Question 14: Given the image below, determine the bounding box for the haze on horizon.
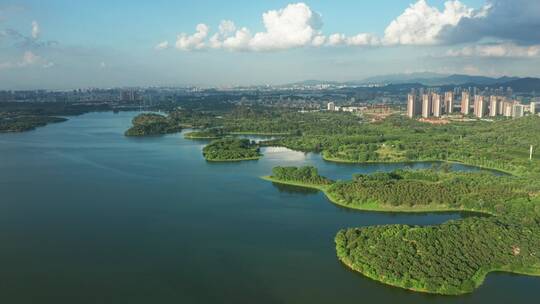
[0,0,539,90]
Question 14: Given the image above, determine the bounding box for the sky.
[0,0,539,89]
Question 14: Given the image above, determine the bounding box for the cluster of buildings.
[407,90,538,120]
[327,102,366,113]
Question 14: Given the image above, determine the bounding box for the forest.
[266,165,540,294]
[171,106,540,176]
[271,166,332,185]
[336,217,540,295]
[124,113,183,136]
[0,101,115,132]
[202,138,261,161]
[0,115,67,132]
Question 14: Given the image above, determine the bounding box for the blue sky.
[0,0,538,89]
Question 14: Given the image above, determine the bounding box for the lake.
[0,111,538,304]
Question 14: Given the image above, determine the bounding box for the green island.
[263,165,540,295]
[125,113,183,136]
[202,138,262,162]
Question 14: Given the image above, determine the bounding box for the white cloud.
[383,0,474,45]
[311,35,326,47]
[446,43,540,58]
[160,0,540,53]
[21,50,39,66]
[174,3,324,52]
[100,62,107,68]
[247,2,322,51]
[327,33,346,46]
[31,20,40,39]
[155,40,169,50]
[326,32,379,47]
[0,51,54,69]
[209,20,239,49]
[175,23,209,51]
[222,27,252,51]
[440,0,540,45]
[218,20,236,36]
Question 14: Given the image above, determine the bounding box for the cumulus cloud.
[161,0,540,52]
[383,0,474,45]
[325,32,380,47]
[311,35,326,47]
[154,40,169,50]
[440,0,540,45]
[247,2,322,51]
[222,27,252,51]
[173,3,327,52]
[208,20,239,49]
[446,43,540,58]
[175,23,209,51]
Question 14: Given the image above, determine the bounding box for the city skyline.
[1,0,539,89]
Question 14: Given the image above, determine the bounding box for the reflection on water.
[270,182,320,195]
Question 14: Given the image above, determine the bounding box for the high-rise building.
[473,95,487,118]
[432,93,442,117]
[503,102,513,117]
[422,94,432,118]
[444,92,454,114]
[530,101,537,115]
[489,96,499,117]
[406,94,421,118]
[327,102,336,111]
[512,104,524,119]
[498,98,505,115]
[461,91,470,115]
[120,90,138,102]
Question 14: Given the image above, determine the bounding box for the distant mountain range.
[360,73,521,86]
[290,73,540,93]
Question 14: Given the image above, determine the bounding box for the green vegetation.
[265,166,540,294]
[174,106,540,294]
[125,113,182,136]
[336,217,540,295]
[184,128,226,139]
[172,106,540,175]
[330,169,539,221]
[1,101,115,132]
[271,166,332,185]
[202,138,261,161]
[0,115,67,132]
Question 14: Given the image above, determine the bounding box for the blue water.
[0,111,537,304]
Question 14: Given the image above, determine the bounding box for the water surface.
[0,112,537,304]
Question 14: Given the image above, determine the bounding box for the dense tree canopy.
[202,138,261,161]
[124,113,182,136]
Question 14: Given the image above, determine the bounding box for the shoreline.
[321,153,516,176]
[261,176,539,295]
[337,255,540,296]
[205,156,262,162]
[260,176,493,215]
